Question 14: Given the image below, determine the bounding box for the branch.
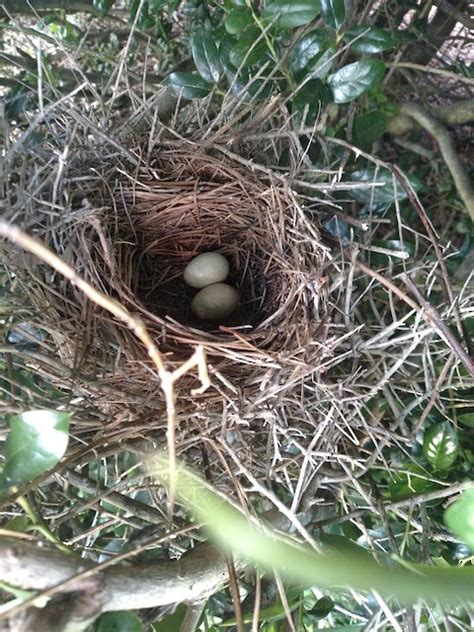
[435,0,474,30]
[0,537,228,615]
[0,0,97,15]
[389,103,474,220]
[387,99,474,135]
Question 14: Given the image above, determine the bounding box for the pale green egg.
[184,252,229,289]
[191,283,239,321]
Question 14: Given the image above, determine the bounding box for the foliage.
[0,0,473,631]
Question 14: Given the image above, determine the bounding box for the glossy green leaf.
[95,611,143,632]
[229,33,270,68]
[264,0,321,28]
[320,0,345,30]
[308,595,334,619]
[458,413,474,428]
[345,25,394,53]
[0,410,70,494]
[164,72,212,99]
[191,31,222,83]
[288,29,327,78]
[423,422,459,471]
[225,7,253,35]
[293,79,331,123]
[348,166,421,205]
[444,489,474,550]
[328,60,385,103]
[353,110,387,151]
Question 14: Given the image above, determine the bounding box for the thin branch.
[393,104,474,220]
[0,221,211,518]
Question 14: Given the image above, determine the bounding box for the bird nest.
[50,144,330,416]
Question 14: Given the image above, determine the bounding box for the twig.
[313,480,474,528]
[400,274,474,378]
[226,556,245,632]
[390,164,471,354]
[390,62,474,85]
[355,260,474,378]
[0,221,211,519]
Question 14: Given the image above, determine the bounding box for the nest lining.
[74,148,330,386]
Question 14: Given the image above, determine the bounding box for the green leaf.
[320,0,345,30]
[293,79,332,123]
[95,611,143,632]
[152,604,187,631]
[328,60,385,103]
[388,463,439,501]
[225,6,253,35]
[264,0,321,29]
[345,25,394,53]
[229,32,270,68]
[444,489,474,550]
[191,31,222,83]
[349,166,421,205]
[164,72,212,99]
[288,29,327,78]
[353,110,387,151]
[423,422,459,471]
[0,410,70,494]
[458,413,474,428]
[307,595,334,619]
[150,455,474,604]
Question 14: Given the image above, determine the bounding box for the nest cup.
[66,146,328,404]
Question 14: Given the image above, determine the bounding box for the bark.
[387,99,474,135]
[0,537,227,608]
[0,0,95,15]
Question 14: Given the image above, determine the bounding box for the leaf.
[348,166,421,205]
[458,413,474,428]
[152,604,187,631]
[328,60,385,103]
[95,611,143,632]
[264,0,321,29]
[345,25,394,53]
[353,110,387,151]
[191,31,222,83]
[0,410,70,494]
[307,595,334,619]
[229,33,270,68]
[423,422,459,471]
[320,0,345,30]
[293,79,331,123]
[149,455,474,604]
[288,29,327,78]
[225,7,253,35]
[444,490,474,550]
[164,72,212,99]
[388,463,440,501]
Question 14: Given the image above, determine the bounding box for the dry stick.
[400,274,474,375]
[356,260,474,378]
[0,220,211,518]
[313,480,474,528]
[226,556,245,632]
[390,164,471,355]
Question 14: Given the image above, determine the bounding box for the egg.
[191,283,239,321]
[184,252,229,289]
